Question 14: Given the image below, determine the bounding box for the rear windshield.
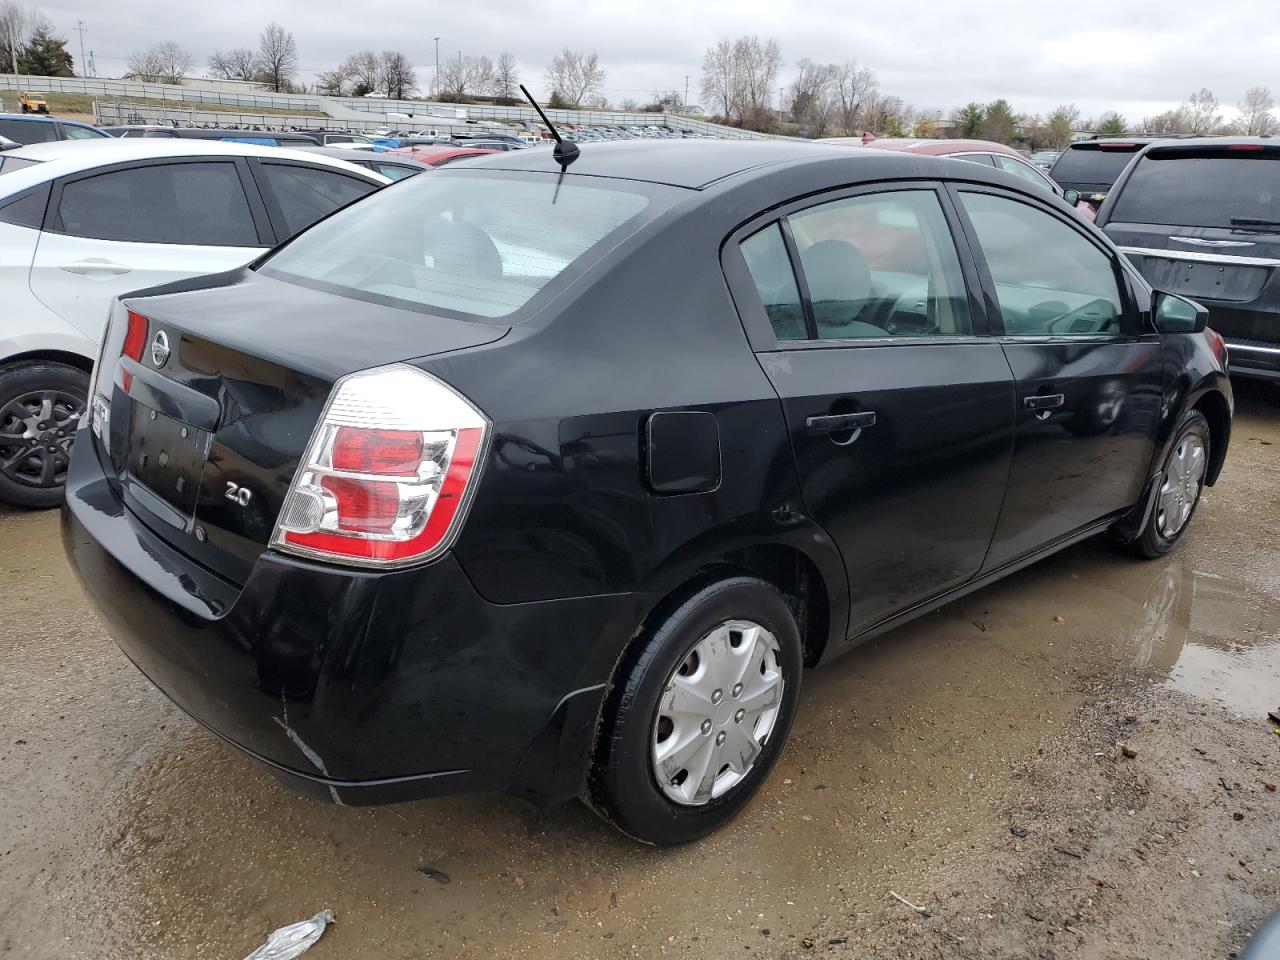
[0,118,57,144]
[1110,153,1280,228]
[262,172,660,320]
[1050,145,1143,186]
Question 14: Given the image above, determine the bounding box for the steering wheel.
[1043,298,1118,335]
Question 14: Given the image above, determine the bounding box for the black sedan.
[62,140,1232,845]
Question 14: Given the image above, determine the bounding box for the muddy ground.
[2,382,1279,960]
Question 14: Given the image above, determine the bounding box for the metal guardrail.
[6,73,784,140]
[93,101,407,133]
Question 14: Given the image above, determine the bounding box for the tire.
[585,576,803,845]
[0,362,89,509]
[1131,409,1210,559]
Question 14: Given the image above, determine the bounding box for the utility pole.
[74,20,87,77]
[433,37,439,97]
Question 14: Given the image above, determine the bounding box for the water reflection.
[1130,560,1280,715]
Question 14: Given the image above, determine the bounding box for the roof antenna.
[520,84,579,171]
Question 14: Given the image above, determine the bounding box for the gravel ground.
[1,381,1277,960]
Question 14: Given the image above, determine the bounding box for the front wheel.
[0,362,89,509]
[1132,409,1210,558]
[585,576,803,845]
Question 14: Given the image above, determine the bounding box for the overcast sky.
[37,0,1280,122]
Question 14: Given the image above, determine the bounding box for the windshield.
[263,172,662,320]
[1050,145,1142,186]
[1110,153,1280,228]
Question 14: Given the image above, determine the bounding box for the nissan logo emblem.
[150,330,170,368]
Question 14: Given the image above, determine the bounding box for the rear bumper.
[1224,338,1280,380]
[61,427,653,805]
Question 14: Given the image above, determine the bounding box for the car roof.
[823,137,1024,158]
[390,146,498,165]
[0,112,73,125]
[296,145,429,167]
[462,138,885,189]
[0,137,390,196]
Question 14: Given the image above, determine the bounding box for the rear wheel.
[0,362,89,509]
[585,576,802,845]
[1132,409,1210,558]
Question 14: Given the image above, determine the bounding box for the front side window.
[739,223,806,340]
[262,172,658,320]
[54,161,259,246]
[960,191,1123,336]
[787,190,973,339]
[258,162,378,236]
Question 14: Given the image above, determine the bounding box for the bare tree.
[256,22,297,93]
[544,48,606,107]
[1239,86,1278,136]
[126,41,192,83]
[788,59,837,136]
[493,51,518,100]
[700,35,782,128]
[315,67,351,97]
[208,48,257,82]
[1184,88,1221,135]
[438,54,483,101]
[470,54,495,98]
[0,1,32,77]
[379,51,415,99]
[832,61,878,136]
[1045,103,1080,150]
[341,50,380,95]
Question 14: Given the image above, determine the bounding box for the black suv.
[1049,138,1165,212]
[1098,137,1280,382]
[63,141,1232,845]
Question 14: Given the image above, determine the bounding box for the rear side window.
[1049,145,1141,187]
[0,185,49,228]
[376,162,420,181]
[0,118,56,144]
[993,155,1055,194]
[960,192,1122,336]
[61,124,104,140]
[54,161,259,246]
[1109,153,1280,228]
[0,156,41,175]
[263,173,657,320]
[740,223,806,340]
[787,190,973,339]
[258,162,377,236]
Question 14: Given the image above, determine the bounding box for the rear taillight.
[271,364,489,568]
[89,304,148,445]
[1205,326,1228,366]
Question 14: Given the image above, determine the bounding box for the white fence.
[3,73,779,139]
[91,100,483,136]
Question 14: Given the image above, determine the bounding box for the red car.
[387,145,497,167]
[822,136,1093,220]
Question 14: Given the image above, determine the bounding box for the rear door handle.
[806,411,877,435]
[59,258,132,278]
[1024,394,1065,411]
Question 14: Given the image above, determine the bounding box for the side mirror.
[1062,188,1081,206]
[1154,291,1208,334]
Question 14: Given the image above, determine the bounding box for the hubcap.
[651,619,785,806]
[0,389,84,490]
[1156,434,1206,538]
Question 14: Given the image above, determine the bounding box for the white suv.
[0,138,389,506]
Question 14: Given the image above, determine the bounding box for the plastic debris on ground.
[243,910,335,960]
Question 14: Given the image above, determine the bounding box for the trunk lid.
[98,271,508,584]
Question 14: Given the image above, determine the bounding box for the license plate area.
[1138,256,1269,303]
[124,401,210,527]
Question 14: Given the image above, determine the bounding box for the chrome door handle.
[59,259,132,277]
[806,411,876,435]
[1024,394,1065,410]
